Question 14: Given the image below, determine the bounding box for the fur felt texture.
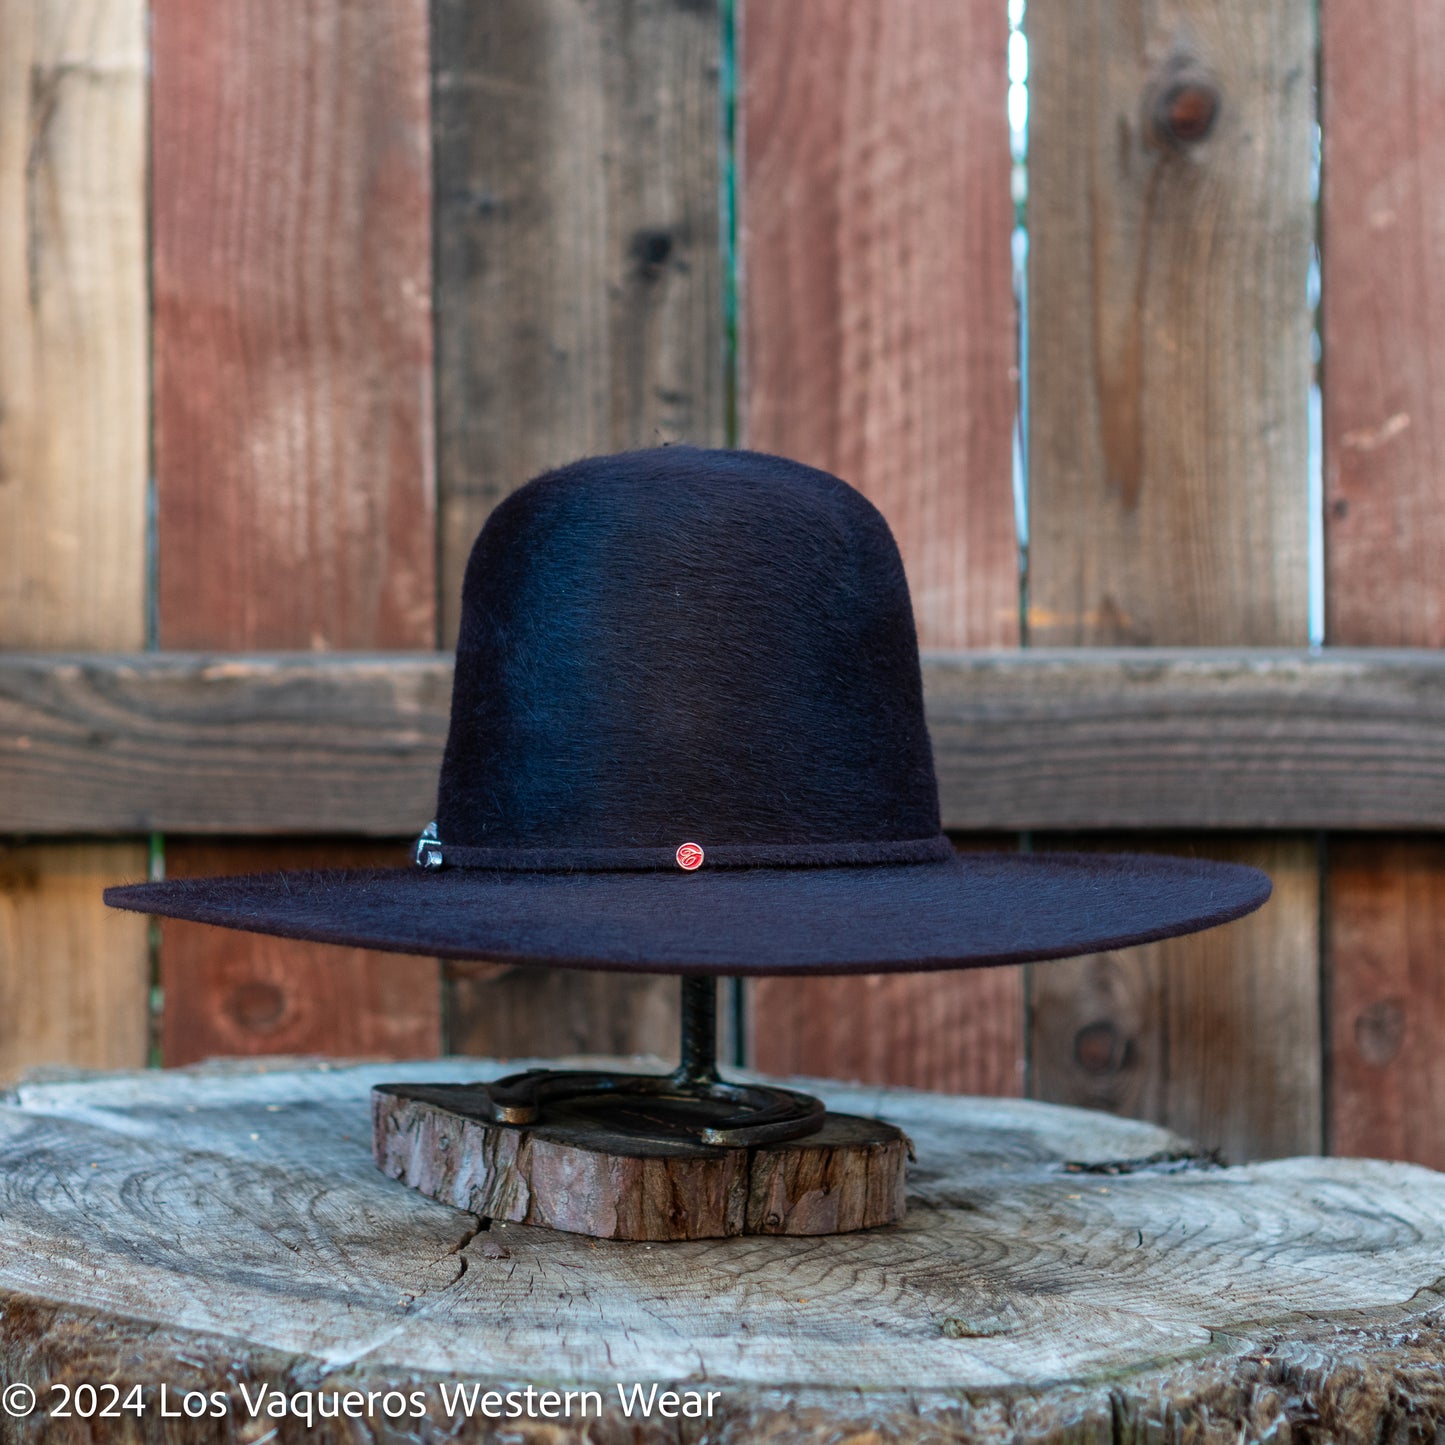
[103,445,1274,972]
[105,851,1272,975]
[436,447,940,853]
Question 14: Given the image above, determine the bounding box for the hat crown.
[436,448,941,855]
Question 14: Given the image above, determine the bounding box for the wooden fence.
[2,0,1441,1169]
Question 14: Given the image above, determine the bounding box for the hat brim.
[104,851,1270,975]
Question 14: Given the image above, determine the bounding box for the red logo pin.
[675,842,704,871]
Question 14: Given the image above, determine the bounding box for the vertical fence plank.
[1326,841,1445,1167]
[0,0,148,1077]
[1028,3,1310,649]
[747,892,1022,1096]
[435,0,724,1060]
[152,0,438,1063]
[1322,0,1445,1166]
[153,0,435,651]
[1027,0,1318,1157]
[0,0,148,651]
[432,0,727,647]
[159,843,439,1066]
[742,0,1023,1093]
[0,846,149,1075]
[1029,835,1319,1161]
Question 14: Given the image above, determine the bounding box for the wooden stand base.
[372,1080,910,1240]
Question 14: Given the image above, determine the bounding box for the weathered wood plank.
[445,968,682,1064]
[741,0,1021,1092]
[433,0,726,1061]
[0,0,148,650]
[1026,0,1317,1158]
[923,648,1445,828]
[1322,0,1445,648]
[151,0,435,652]
[1327,839,1445,1170]
[159,843,439,1066]
[1030,835,1321,1162]
[0,0,149,1077]
[1027,4,1311,647]
[2,1059,1444,1442]
[742,0,1018,653]
[748,939,1024,1096]
[1,653,446,835]
[0,846,149,1083]
[150,0,437,1060]
[1321,0,1445,1169]
[14,650,1445,835]
[433,0,726,646]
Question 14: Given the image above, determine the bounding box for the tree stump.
[2,1056,1444,1443]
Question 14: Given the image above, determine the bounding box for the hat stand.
[372,977,911,1242]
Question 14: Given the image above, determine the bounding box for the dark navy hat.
[106,447,1270,973]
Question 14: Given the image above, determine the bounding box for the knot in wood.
[1074,1020,1132,1076]
[632,227,675,279]
[224,980,287,1031]
[1354,998,1406,1067]
[1147,60,1221,150]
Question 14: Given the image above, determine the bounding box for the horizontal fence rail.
[925,649,1445,829]
[5,649,1445,835]
[1,654,449,836]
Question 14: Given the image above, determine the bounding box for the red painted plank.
[742,0,1018,655]
[1322,0,1445,1165]
[742,0,1019,1091]
[152,0,438,1061]
[1327,839,1445,1169]
[153,0,434,651]
[160,842,440,1066]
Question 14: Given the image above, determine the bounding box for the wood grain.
[374,1084,908,1240]
[1327,839,1445,1169]
[748,841,1024,1097]
[743,0,1018,652]
[150,0,437,1062]
[1026,0,1317,1159]
[742,0,1021,1094]
[445,968,682,1064]
[1322,0,1445,1169]
[433,0,726,645]
[151,0,434,651]
[1027,2,1311,647]
[0,0,149,1076]
[3,1059,1445,1441]
[0,0,147,649]
[925,648,1445,828]
[434,0,725,1061]
[158,842,438,1066]
[0,845,148,1082]
[17,649,1445,834]
[0,653,447,835]
[1031,835,1320,1162]
[1322,0,1445,648]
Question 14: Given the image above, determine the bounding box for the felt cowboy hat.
[106,447,1270,972]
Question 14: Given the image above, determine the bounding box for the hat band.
[414,827,954,873]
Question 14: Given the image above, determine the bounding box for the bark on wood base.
[372,1081,909,1239]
